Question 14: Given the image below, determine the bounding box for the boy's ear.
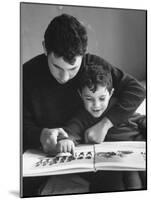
[110,88,114,97]
[42,41,47,56]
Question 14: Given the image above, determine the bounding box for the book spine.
[93,145,97,172]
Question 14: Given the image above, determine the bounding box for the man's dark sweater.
[23,53,145,150]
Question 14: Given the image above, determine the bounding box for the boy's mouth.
[92,109,101,113]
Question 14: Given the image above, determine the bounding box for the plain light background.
[0,0,150,200]
[21,3,146,80]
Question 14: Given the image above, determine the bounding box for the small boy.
[54,63,114,154]
[56,63,145,155]
[54,63,145,191]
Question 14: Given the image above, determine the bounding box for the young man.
[23,13,87,196]
[23,14,145,196]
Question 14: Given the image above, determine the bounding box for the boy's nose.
[93,100,101,108]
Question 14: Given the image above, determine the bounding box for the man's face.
[81,85,113,118]
[47,52,82,84]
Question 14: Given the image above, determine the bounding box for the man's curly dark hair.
[79,64,113,93]
[44,14,88,64]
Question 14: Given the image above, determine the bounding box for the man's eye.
[54,66,60,70]
[54,64,62,70]
[99,98,105,101]
[86,98,92,101]
[69,67,77,71]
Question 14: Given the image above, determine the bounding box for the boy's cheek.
[83,103,89,112]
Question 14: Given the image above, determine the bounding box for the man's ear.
[42,41,47,56]
[78,89,82,98]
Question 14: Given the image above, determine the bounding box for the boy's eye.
[86,98,93,101]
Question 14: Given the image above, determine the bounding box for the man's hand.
[40,128,68,155]
[56,139,75,155]
[85,117,113,144]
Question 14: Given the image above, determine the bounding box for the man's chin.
[56,79,68,84]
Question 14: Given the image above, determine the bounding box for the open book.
[23,141,146,177]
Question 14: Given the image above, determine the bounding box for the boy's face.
[81,85,113,118]
[47,52,82,84]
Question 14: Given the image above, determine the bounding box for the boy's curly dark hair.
[79,64,113,93]
[44,14,88,64]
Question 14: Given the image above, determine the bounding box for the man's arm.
[23,86,43,151]
[85,54,146,126]
[23,86,69,153]
[106,65,146,126]
[23,63,68,153]
[85,58,145,143]
[23,97,69,154]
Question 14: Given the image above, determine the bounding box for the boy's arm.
[63,97,117,144]
[63,109,98,144]
[56,139,75,155]
[84,117,113,143]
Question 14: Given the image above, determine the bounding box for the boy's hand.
[85,117,113,144]
[40,128,68,155]
[56,139,75,155]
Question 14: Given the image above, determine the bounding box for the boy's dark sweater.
[23,53,145,150]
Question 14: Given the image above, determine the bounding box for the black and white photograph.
[20,2,147,198]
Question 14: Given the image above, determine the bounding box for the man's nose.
[60,71,70,83]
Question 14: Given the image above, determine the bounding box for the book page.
[94,142,146,171]
[23,145,94,177]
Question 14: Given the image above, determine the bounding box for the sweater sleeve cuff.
[63,126,82,146]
